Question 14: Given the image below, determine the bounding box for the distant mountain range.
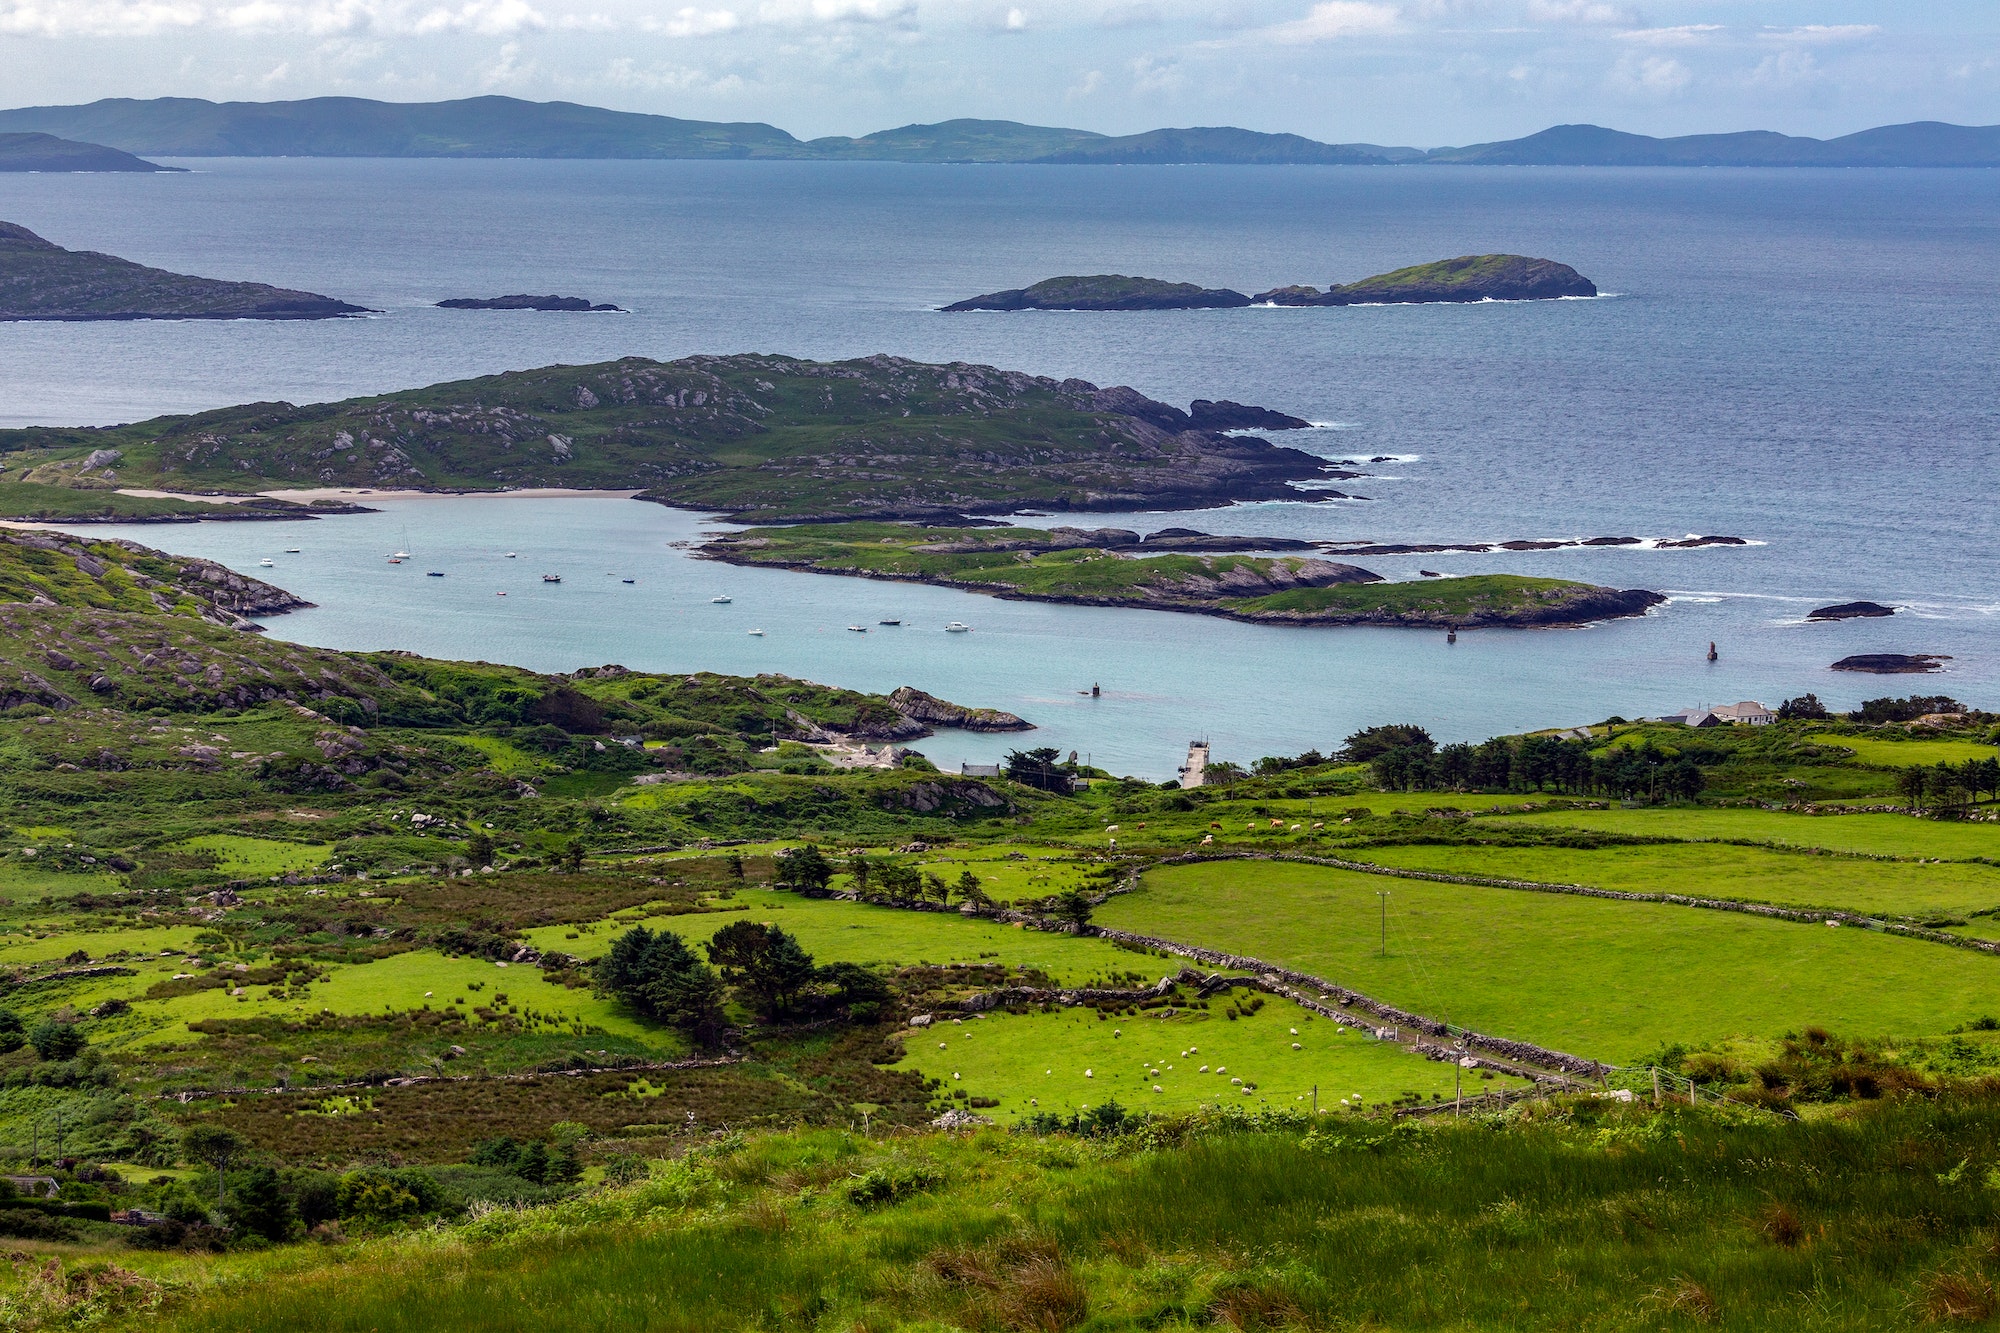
[1,97,1998,167]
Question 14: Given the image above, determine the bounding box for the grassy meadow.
[1097,860,2000,1062]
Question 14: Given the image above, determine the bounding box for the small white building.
[1661,701,1773,727]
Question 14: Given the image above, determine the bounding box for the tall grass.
[129,1097,2000,1332]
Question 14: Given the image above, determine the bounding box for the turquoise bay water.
[2,161,1995,776]
[71,494,1989,780]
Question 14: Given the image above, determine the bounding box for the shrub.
[28,1019,85,1061]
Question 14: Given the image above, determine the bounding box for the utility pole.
[1312,1084,1318,1116]
[1377,890,1390,957]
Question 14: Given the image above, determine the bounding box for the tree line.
[1354,726,1705,801]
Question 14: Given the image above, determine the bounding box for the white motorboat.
[258,558,274,567]
[847,625,867,633]
[711,595,732,604]
[747,628,765,636]
[945,622,971,633]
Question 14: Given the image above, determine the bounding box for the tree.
[28,1019,84,1062]
[600,926,728,1047]
[873,859,922,903]
[775,844,833,893]
[467,831,495,866]
[1050,888,1095,929]
[920,871,950,905]
[1898,765,1929,814]
[707,921,818,1019]
[181,1124,252,1212]
[1005,747,1072,794]
[951,868,989,907]
[845,852,871,894]
[562,838,586,874]
[1777,694,1829,721]
[0,1009,25,1055]
[817,961,890,1022]
[726,853,745,881]
[224,1165,296,1242]
[1341,724,1435,764]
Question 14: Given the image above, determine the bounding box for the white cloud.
[1129,51,1182,93]
[1525,0,1632,27]
[637,4,737,35]
[1002,5,1023,29]
[1065,66,1102,97]
[1255,0,1399,45]
[1606,51,1690,97]
[411,0,544,35]
[1745,48,1821,89]
[1617,24,1719,47]
[0,0,204,36]
[1761,24,1878,45]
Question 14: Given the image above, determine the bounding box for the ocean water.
[0,160,1994,777]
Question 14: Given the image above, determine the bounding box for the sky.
[1,2,1996,145]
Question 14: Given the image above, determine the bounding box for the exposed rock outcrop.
[888,686,1033,732]
[1809,601,1896,621]
[1254,254,1597,306]
[942,275,1251,311]
[1832,653,1950,674]
[437,295,623,312]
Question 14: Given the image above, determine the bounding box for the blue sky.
[1,1,1995,144]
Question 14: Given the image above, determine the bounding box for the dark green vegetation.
[0,132,179,173]
[0,355,1331,520]
[942,276,1252,312]
[1254,254,1598,305]
[0,222,368,321]
[703,524,1665,628]
[7,98,2000,166]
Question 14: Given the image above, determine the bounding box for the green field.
[1345,841,2000,919]
[174,835,333,878]
[1828,735,1998,768]
[889,1002,1490,1118]
[1508,806,2000,860]
[1097,860,2000,1062]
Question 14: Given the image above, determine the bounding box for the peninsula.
[0,131,181,172]
[0,353,1342,521]
[0,221,370,321]
[943,257,1595,313]
[437,294,624,311]
[699,522,1666,629]
[1254,255,1597,305]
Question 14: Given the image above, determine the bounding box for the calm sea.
[0,160,1993,777]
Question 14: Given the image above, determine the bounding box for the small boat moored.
[847,625,867,633]
[747,628,765,636]
[258,558,274,567]
[945,622,971,633]
[878,619,901,626]
[505,552,517,558]
[622,578,635,584]
[711,595,732,604]
[542,574,562,583]
[283,548,301,554]
[426,571,445,577]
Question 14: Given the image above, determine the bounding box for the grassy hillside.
[39,1102,2000,1332]
[0,355,1329,519]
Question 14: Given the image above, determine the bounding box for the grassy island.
[701,523,1663,627]
[0,355,1331,519]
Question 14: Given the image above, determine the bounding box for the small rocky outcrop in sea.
[1809,601,1896,621]
[887,686,1033,732]
[0,221,370,322]
[942,275,1251,311]
[1253,255,1597,306]
[437,295,624,312]
[1832,653,1949,674]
